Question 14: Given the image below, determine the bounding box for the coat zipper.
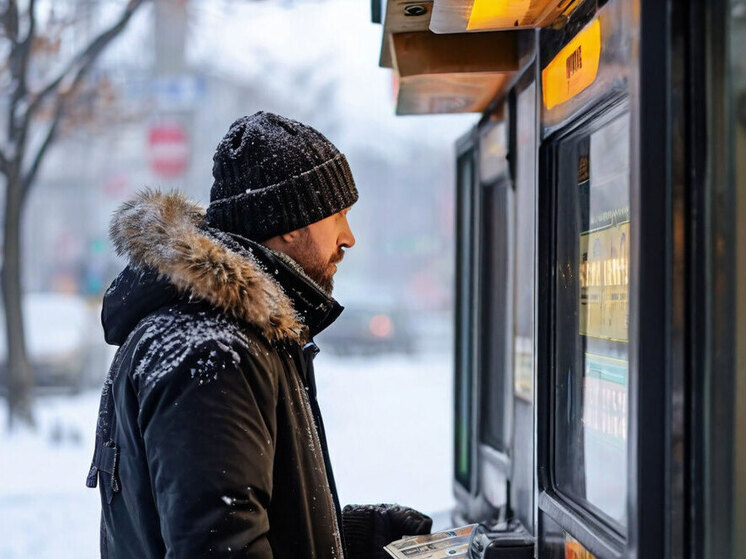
[294,351,345,558]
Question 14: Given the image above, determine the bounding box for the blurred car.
[317,284,417,356]
[0,292,97,391]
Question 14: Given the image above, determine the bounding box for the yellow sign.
[579,220,630,342]
[542,18,601,109]
[467,0,532,30]
[565,535,597,559]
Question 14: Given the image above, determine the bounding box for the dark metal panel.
[539,493,623,559]
[472,110,514,518]
[627,0,670,557]
[667,0,692,556]
[686,1,708,553]
[371,0,382,24]
[702,0,736,556]
[535,120,557,559]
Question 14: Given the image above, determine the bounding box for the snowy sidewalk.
[0,392,102,558]
[0,352,453,558]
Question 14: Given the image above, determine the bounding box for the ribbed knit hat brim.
[205,152,358,242]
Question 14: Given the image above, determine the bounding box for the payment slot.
[469,521,534,559]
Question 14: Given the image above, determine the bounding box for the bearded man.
[86,112,431,558]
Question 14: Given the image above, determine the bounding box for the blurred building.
[22,0,472,317]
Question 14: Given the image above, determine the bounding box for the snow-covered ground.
[316,352,454,513]
[0,352,453,558]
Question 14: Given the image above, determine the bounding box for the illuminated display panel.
[467,0,532,30]
[429,0,568,33]
[553,110,630,529]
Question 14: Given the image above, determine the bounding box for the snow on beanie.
[205,111,358,242]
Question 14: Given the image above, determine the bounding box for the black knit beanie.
[205,111,358,242]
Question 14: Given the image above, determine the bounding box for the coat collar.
[108,188,342,343]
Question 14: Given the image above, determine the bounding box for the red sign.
[148,123,189,178]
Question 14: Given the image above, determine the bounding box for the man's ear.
[280,230,300,243]
[263,228,303,251]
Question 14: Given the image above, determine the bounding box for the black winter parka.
[87,189,347,558]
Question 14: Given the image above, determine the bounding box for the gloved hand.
[342,503,433,559]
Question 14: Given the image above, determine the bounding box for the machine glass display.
[455,151,475,491]
[478,181,512,453]
[554,110,630,528]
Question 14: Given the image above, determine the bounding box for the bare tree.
[0,0,146,428]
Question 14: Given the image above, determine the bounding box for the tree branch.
[0,146,9,175]
[19,0,35,59]
[11,0,35,149]
[21,56,87,196]
[1,0,19,43]
[20,0,147,197]
[27,0,146,117]
[5,0,23,144]
[21,96,62,198]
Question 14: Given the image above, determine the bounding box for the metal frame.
[476,115,514,462]
[664,0,701,556]
[456,60,540,526]
[507,60,540,535]
[454,110,520,521]
[537,97,628,559]
[627,0,672,557]
[700,0,737,556]
[475,166,515,512]
[472,160,513,508]
[686,1,708,553]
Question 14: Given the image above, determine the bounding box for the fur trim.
[109,188,302,342]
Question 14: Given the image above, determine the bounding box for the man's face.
[266,208,355,295]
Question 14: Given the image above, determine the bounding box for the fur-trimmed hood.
[103,188,341,345]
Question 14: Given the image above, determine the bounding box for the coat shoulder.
[123,302,281,394]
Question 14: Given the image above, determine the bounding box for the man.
[86,112,430,558]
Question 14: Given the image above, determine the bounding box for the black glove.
[342,503,433,559]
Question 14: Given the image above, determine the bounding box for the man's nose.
[340,216,356,248]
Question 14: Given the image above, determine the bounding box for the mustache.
[330,248,345,265]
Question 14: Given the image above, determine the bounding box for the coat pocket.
[87,437,121,504]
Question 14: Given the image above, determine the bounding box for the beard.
[289,229,344,296]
